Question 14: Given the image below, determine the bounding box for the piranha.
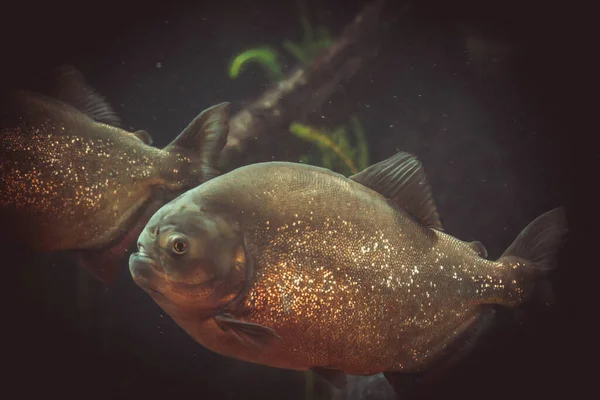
[128,151,567,395]
[0,65,231,284]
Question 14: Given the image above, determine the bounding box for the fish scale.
[130,151,567,394]
[199,163,514,373]
[1,66,231,283]
[0,121,172,250]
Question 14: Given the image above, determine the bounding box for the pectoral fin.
[214,313,281,347]
[310,367,348,389]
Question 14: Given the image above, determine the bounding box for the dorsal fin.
[468,241,488,258]
[52,64,122,127]
[164,102,231,180]
[349,151,443,230]
[132,129,153,145]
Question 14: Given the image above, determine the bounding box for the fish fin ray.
[498,207,568,306]
[164,102,231,171]
[349,151,442,230]
[214,313,281,347]
[310,367,347,389]
[468,241,488,258]
[132,129,153,145]
[499,207,568,270]
[52,64,121,127]
[426,306,496,366]
[385,307,496,399]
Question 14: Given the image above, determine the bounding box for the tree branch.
[220,0,387,171]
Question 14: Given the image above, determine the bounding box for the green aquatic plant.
[349,116,369,172]
[227,1,370,178]
[228,47,284,81]
[291,116,369,177]
[229,1,334,82]
[282,15,335,66]
[291,123,358,174]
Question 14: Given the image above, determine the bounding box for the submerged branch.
[220,0,387,171]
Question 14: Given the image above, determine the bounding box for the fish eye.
[169,235,188,255]
[173,240,187,254]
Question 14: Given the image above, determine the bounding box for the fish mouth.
[129,252,165,294]
[131,251,160,267]
[168,278,217,296]
[129,252,163,276]
[129,252,215,298]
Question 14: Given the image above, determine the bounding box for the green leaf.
[282,41,311,65]
[350,116,369,170]
[229,47,284,81]
[290,122,359,175]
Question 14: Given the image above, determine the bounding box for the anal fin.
[385,306,497,399]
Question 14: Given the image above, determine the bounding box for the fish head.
[129,195,249,318]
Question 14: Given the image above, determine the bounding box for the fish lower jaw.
[160,281,217,307]
[167,278,215,290]
[129,265,161,291]
[129,254,167,293]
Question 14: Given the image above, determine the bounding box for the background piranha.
[0,65,231,284]
[129,151,568,395]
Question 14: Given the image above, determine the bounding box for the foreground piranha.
[129,151,567,393]
[0,65,231,283]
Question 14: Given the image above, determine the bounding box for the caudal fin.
[498,207,568,306]
[164,102,231,182]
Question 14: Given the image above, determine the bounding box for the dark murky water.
[3,1,580,399]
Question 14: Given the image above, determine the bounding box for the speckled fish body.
[130,151,567,386]
[0,65,231,283]
[169,165,506,373]
[1,90,174,250]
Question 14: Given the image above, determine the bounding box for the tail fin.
[498,207,568,306]
[164,103,230,154]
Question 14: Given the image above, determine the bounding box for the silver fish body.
[1,65,231,282]
[130,151,567,387]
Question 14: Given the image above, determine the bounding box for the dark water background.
[2,0,582,399]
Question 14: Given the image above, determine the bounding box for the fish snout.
[136,226,158,253]
[129,247,164,290]
[136,238,151,257]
